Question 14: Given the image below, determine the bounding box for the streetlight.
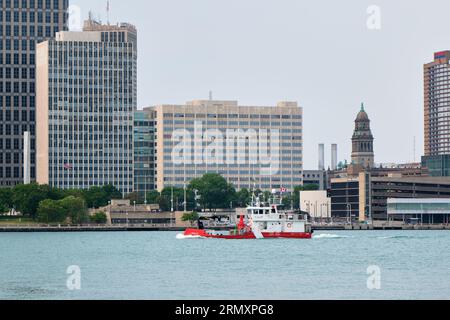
[346,203,352,225]
[171,186,174,213]
[315,201,318,222]
[183,182,187,213]
[108,201,111,226]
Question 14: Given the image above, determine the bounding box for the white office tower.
[36,18,137,194]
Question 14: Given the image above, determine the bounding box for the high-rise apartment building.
[0,0,68,186]
[422,51,450,176]
[36,19,137,194]
[148,100,303,192]
[424,51,450,156]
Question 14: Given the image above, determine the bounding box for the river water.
[0,231,449,300]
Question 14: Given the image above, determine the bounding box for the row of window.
[0,166,35,179]
[0,0,65,9]
[0,10,61,24]
[164,113,302,120]
[0,109,35,120]
[49,167,132,172]
[0,67,35,79]
[1,39,38,52]
[0,124,35,135]
[0,81,35,93]
[0,152,35,164]
[49,42,135,53]
[0,138,35,149]
[163,119,302,126]
[0,53,35,64]
[0,25,59,38]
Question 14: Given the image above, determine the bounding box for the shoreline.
[1,224,450,233]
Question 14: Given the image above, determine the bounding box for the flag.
[64,163,73,170]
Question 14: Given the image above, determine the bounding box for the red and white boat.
[183,201,313,240]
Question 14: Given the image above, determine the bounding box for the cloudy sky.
[71,0,450,169]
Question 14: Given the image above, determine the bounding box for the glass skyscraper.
[0,0,68,186]
[134,109,156,201]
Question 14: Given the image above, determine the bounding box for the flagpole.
[106,0,110,25]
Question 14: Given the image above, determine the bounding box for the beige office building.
[147,100,303,191]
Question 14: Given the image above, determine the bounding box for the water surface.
[0,231,449,300]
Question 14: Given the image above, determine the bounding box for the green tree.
[62,189,85,199]
[37,199,66,223]
[82,187,106,208]
[282,193,295,209]
[181,212,199,223]
[102,185,122,201]
[189,173,236,210]
[83,185,122,208]
[90,211,108,224]
[302,184,319,191]
[60,196,88,224]
[146,191,160,204]
[0,188,13,214]
[125,192,141,204]
[159,187,195,211]
[235,188,251,207]
[12,184,57,219]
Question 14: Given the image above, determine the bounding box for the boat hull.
[183,228,312,239]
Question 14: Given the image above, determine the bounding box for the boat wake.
[377,235,424,240]
[176,233,204,240]
[313,233,351,239]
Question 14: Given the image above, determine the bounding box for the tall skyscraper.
[36,18,137,194]
[0,0,68,186]
[424,51,450,156]
[149,100,303,191]
[422,51,450,177]
[351,103,374,168]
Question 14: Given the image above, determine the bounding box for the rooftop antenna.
[106,0,110,25]
[209,90,213,101]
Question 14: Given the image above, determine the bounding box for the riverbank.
[0,222,450,232]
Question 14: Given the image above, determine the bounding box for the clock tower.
[351,103,375,168]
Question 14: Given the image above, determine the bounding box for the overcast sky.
[70,0,449,170]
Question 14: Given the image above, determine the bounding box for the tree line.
[0,174,319,222]
[0,184,121,223]
[131,173,319,211]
